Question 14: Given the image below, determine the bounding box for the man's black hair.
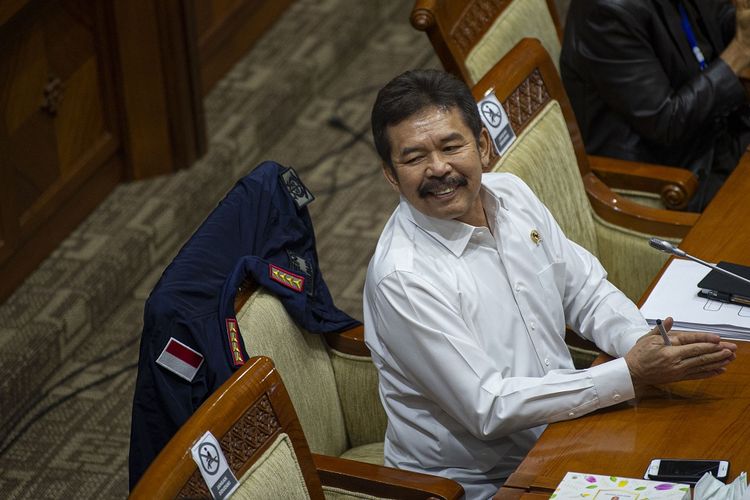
[371,69,483,167]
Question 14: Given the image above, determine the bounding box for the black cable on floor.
[0,335,141,457]
[0,361,138,457]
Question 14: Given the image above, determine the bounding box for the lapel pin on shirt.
[530,229,542,245]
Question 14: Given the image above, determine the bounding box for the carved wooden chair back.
[130,355,326,499]
[410,0,562,85]
[232,283,387,466]
[471,38,697,302]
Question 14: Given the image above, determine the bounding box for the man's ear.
[381,162,400,192]
[479,126,493,173]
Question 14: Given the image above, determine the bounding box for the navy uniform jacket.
[128,161,360,489]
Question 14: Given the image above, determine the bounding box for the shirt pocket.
[536,261,566,301]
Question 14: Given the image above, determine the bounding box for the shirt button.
[515,283,521,292]
[544,358,550,366]
[530,322,536,331]
[568,411,575,417]
[613,394,621,402]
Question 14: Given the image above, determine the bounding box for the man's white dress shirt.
[363,173,649,499]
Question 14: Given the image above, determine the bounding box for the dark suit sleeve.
[719,1,736,43]
[574,1,746,146]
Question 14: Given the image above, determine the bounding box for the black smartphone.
[644,459,729,485]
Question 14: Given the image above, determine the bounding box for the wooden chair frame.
[411,2,700,210]
[233,279,370,357]
[130,356,463,499]
[410,0,563,84]
[471,38,700,237]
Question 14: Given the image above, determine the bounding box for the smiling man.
[363,69,737,499]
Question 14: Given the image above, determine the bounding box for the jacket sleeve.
[719,2,736,44]
[575,1,746,146]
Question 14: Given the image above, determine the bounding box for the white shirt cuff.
[589,357,635,407]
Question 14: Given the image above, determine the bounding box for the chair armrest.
[588,155,699,210]
[583,173,700,238]
[234,278,370,357]
[313,453,464,500]
[324,324,370,356]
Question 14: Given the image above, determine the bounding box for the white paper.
[639,259,750,340]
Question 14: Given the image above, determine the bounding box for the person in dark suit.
[560,0,750,210]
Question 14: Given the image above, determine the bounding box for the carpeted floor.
[0,1,439,497]
[0,1,575,496]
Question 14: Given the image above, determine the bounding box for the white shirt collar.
[400,182,508,257]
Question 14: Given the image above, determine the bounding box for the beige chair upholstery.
[473,39,699,302]
[235,285,386,465]
[411,2,700,211]
[410,0,562,85]
[472,39,701,365]
[130,356,464,499]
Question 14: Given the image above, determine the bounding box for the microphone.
[647,238,686,258]
[648,238,750,286]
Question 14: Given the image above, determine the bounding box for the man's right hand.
[623,317,737,386]
[722,0,750,74]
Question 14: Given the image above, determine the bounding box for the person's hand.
[723,0,750,73]
[736,0,750,51]
[623,317,737,386]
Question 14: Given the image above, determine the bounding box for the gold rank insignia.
[530,229,542,245]
[225,318,245,366]
[269,264,305,293]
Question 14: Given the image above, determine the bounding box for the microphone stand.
[648,238,750,287]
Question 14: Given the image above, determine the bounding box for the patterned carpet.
[0,0,576,496]
[0,1,439,497]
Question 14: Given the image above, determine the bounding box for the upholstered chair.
[410,0,563,86]
[410,1,699,211]
[471,39,701,365]
[233,282,386,467]
[472,38,699,302]
[130,356,463,499]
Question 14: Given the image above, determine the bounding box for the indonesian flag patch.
[156,337,204,382]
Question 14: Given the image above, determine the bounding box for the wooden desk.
[678,154,750,265]
[494,486,551,500]
[504,156,750,495]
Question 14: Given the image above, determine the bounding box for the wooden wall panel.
[0,0,290,301]
[0,0,123,281]
[194,0,294,94]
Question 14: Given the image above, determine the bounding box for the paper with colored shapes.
[551,472,690,500]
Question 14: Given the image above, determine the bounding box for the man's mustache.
[418,175,468,198]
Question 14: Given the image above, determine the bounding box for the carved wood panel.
[0,0,123,282]
[450,0,509,54]
[0,0,120,236]
[193,0,294,94]
[178,393,282,498]
[0,0,278,301]
[502,68,550,135]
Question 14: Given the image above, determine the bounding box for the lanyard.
[678,2,707,70]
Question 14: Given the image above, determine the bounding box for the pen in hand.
[656,319,672,346]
